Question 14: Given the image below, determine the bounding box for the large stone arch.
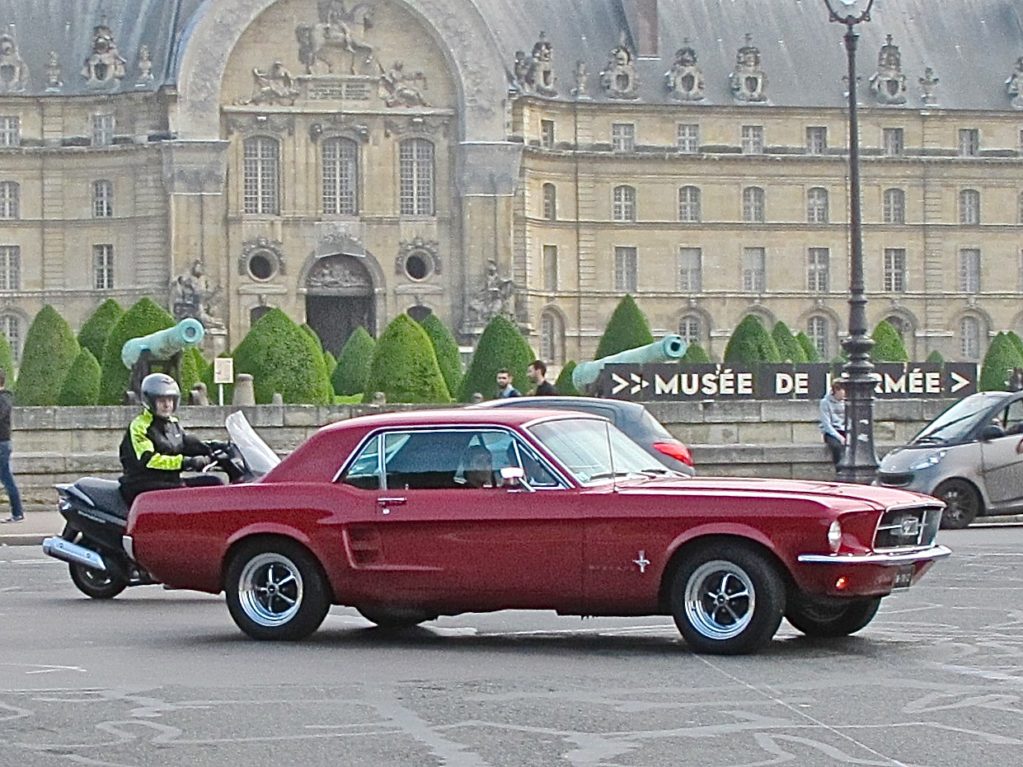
[174,0,509,142]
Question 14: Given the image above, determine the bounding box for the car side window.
[341,434,384,490]
[476,431,562,488]
[1005,401,1023,435]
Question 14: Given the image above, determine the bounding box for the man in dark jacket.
[0,368,24,523]
[118,373,223,505]
[526,359,557,396]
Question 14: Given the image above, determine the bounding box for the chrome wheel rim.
[684,560,756,640]
[237,553,304,627]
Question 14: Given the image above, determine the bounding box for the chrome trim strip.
[797,544,952,566]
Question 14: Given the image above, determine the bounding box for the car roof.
[319,407,603,433]
[472,396,645,415]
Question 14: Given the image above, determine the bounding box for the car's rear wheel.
[225,540,330,641]
[935,479,982,529]
[357,606,435,630]
[785,595,881,637]
[69,562,128,600]
[669,544,785,655]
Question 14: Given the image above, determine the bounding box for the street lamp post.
[823,0,879,483]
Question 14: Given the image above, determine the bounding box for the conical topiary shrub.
[418,313,462,398]
[179,346,207,398]
[324,351,337,381]
[331,326,375,396]
[0,331,13,384]
[363,314,450,403]
[1008,331,1023,360]
[680,342,711,363]
[98,298,176,405]
[771,321,807,363]
[554,360,580,396]
[595,295,654,359]
[979,332,1023,391]
[77,298,123,360]
[925,349,944,364]
[231,309,332,404]
[723,315,782,365]
[459,315,534,401]
[871,320,909,362]
[15,305,81,405]
[301,323,324,350]
[57,349,101,406]
[796,331,820,363]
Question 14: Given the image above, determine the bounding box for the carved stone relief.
[307,255,372,291]
[918,67,939,106]
[136,45,154,86]
[1006,56,1023,109]
[600,33,638,100]
[239,237,285,280]
[240,61,300,105]
[296,0,376,75]
[0,30,29,93]
[869,34,906,105]
[45,51,62,90]
[512,32,557,98]
[377,60,428,106]
[82,24,127,85]
[224,113,296,136]
[729,34,767,103]
[464,259,516,326]
[170,260,223,327]
[665,41,705,102]
[309,118,370,142]
[395,237,441,280]
[383,115,449,138]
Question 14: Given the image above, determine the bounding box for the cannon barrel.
[121,319,205,369]
[572,334,687,391]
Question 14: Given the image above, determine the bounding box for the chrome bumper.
[41,536,107,571]
[797,544,952,566]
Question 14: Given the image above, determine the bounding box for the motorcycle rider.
[118,373,225,505]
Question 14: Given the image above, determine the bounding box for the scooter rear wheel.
[69,562,128,599]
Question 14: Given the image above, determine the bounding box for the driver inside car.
[118,373,226,505]
[463,445,496,488]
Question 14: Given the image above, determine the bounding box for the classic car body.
[125,409,950,654]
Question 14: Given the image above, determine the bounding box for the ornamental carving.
[395,237,441,277]
[82,24,126,85]
[512,32,557,98]
[729,34,767,103]
[296,0,376,75]
[224,113,296,136]
[600,33,638,100]
[309,119,369,142]
[136,45,154,86]
[0,30,29,93]
[307,255,372,291]
[170,260,222,327]
[869,34,906,105]
[665,41,705,102]
[45,51,62,90]
[383,115,449,138]
[571,60,590,99]
[1006,56,1023,109]
[239,237,286,278]
[378,60,428,106]
[918,67,939,106]
[465,259,516,326]
[241,61,300,106]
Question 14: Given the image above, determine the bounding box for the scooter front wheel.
[69,562,128,599]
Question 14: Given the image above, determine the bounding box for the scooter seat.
[75,477,131,519]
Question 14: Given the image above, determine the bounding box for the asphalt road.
[1,527,1021,767]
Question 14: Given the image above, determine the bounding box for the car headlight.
[908,450,946,471]
[828,520,842,553]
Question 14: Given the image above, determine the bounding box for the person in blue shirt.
[819,379,847,468]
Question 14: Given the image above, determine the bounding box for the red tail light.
[653,440,694,467]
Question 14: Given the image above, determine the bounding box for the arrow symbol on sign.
[630,373,649,395]
[949,371,970,394]
[611,373,629,395]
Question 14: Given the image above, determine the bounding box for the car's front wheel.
[935,479,982,529]
[225,540,330,641]
[785,595,881,637]
[669,544,785,655]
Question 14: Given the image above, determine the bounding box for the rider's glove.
[183,455,213,472]
[204,440,230,454]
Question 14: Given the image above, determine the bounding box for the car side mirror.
[980,424,1005,441]
[500,466,534,492]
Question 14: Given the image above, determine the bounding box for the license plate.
[892,565,915,590]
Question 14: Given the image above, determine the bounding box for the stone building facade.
[0,0,1021,365]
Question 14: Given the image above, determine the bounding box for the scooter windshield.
[225,411,281,477]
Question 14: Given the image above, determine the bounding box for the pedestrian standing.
[0,368,24,523]
[819,379,847,469]
[495,369,521,398]
[526,359,557,396]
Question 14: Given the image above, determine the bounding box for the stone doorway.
[304,255,374,355]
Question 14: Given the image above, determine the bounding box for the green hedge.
[363,314,450,403]
[77,298,123,360]
[771,321,807,363]
[418,313,462,397]
[980,332,1023,391]
[98,298,176,405]
[871,320,909,362]
[723,315,782,364]
[15,305,81,405]
[459,315,534,401]
[795,332,820,363]
[58,349,101,406]
[595,295,654,358]
[925,349,944,364]
[331,326,375,396]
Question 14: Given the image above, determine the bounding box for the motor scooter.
[41,412,280,599]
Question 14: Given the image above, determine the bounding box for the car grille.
[876,472,912,487]
[874,504,943,550]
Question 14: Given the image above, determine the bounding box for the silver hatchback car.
[877,391,1023,528]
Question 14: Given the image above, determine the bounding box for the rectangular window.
[806,126,828,154]
[677,247,702,292]
[742,247,766,292]
[959,248,981,293]
[883,248,907,292]
[882,128,904,157]
[92,180,113,218]
[677,123,699,154]
[0,116,20,147]
[0,246,20,291]
[0,182,19,219]
[321,139,358,215]
[92,114,115,147]
[611,122,635,152]
[807,247,830,292]
[93,244,114,289]
[542,244,558,291]
[243,137,280,215]
[741,125,764,154]
[958,128,980,157]
[540,119,555,149]
[399,139,434,216]
[614,246,637,292]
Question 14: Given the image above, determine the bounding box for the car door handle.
[377,497,407,507]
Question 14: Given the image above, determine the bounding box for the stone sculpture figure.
[136,45,154,84]
[82,24,127,84]
[526,32,557,97]
[868,34,906,105]
[918,67,939,106]
[378,61,428,107]
[729,33,767,102]
[1006,56,1023,109]
[665,42,705,101]
[296,0,375,75]
[0,31,29,93]
[46,51,62,89]
[170,260,221,327]
[465,259,516,325]
[245,61,300,105]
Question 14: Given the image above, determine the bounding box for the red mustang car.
[124,409,950,654]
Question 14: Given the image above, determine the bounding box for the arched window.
[539,310,565,364]
[250,304,272,326]
[322,137,358,215]
[807,316,830,359]
[883,188,905,224]
[399,138,434,216]
[678,314,702,345]
[542,183,557,220]
[612,185,636,222]
[959,189,981,226]
[0,313,21,362]
[678,185,701,223]
[242,136,280,215]
[92,180,113,218]
[806,187,829,224]
[959,316,981,360]
[884,315,910,340]
[742,186,765,223]
[0,181,19,219]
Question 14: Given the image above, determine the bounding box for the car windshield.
[528,417,666,485]
[911,393,1006,445]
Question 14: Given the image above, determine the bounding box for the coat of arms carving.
[869,35,906,105]
[0,31,29,93]
[600,33,639,100]
[82,24,126,85]
[1006,57,1023,109]
[665,42,705,101]
[729,34,766,103]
